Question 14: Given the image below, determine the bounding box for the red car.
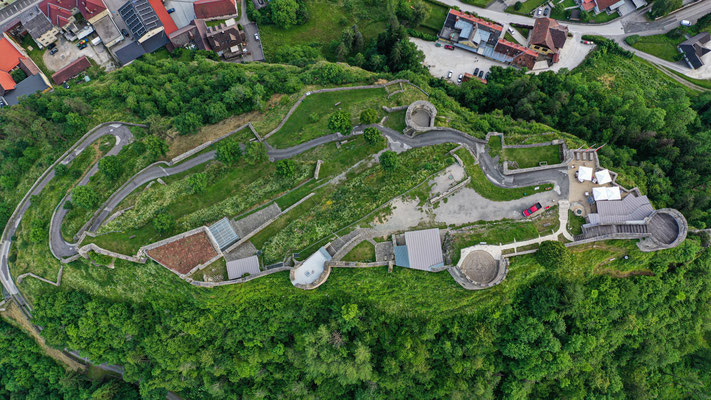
[444,44,454,50]
[522,202,542,217]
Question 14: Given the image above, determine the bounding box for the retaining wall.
[187,266,292,287]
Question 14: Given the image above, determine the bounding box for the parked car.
[167,7,175,13]
[522,202,542,217]
[254,33,260,40]
[507,27,514,34]
[79,43,87,49]
[444,44,454,50]
[47,42,56,50]
[457,73,463,83]
[474,67,479,75]
[447,70,453,79]
[536,8,541,16]
[484,71,490,80]
[478,70,484,78]
[543,7,549,16]
[49,48,58,55]
[121,28,129,37]
[680,20,691,26]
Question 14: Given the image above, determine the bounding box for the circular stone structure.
[405,100,437,132]
[460,250,498,285]
[639,208,688,251]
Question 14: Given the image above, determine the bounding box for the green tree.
[650,0,682,18]
[535,241,571,269]
[276,159,297,178]
[145,135,168,159]
[513,1,522,10]
[54,164,69,177]
[328,110,352,134]
[244,141,268,165]
[359,108,379,125]
[216,139,242,165]
[363,127,382,145]
[98,155,122,180]
[29,219,45,243]
[72,186,99,209]
[187,172,208,194]
[173,112,202,135]
[153,212,174,233]
[379,151,398,171]
[10,68,27,83]
[270,0,299,28]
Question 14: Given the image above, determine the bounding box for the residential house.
[528,17,568,63]
[678,32,711,70]
[20,6,61,48]
[38,0,108,36]
[51,55,91,84]
[193,0,237,20]
[0,35,51,106]
[119,0,167,43]
[578,0,646,16]
[205,19,245,59]
[439,9,537,70]
[167,18,209,50]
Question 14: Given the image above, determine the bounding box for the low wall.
[290,264,331,290]
[327,261,389,268]
[187,266,292,287]
[430,177,471,204]
[382,105,409,113]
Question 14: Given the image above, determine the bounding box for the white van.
[680,20,691,27]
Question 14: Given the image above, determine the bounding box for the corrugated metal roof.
[208,217,239,250]
[404,229,444,271]
[596,194,654,224]
[226,255,260,279]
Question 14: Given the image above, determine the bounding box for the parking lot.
[42,36,116,73]
[411,38,508,84]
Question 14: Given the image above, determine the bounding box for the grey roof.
[208,217,239,250]
[114,41,146,65]
[679,32,710,69]
[92,13,122,46]
[2,74,49,106]
[394,245,410,268]
[594,194,654,225]
[20,7,54,42]
[226,255,260,279]
[119,0,162,40]
[141,31,168,52]
[404,228,444,271]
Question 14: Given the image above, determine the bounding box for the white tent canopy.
[593,186,621,201]
[578,166,593,182]
[595,169,612,185]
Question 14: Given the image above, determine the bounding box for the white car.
[254,33,260,40]
[447,70,453,79]
[457,73,463,83]
[508,27,514,34]
[536,8,541,16]
[680,20,691,27]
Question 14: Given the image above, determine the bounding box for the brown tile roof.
[146,231,218,274]
[52,56,91,84]
[529,17,568,51]
[19,57,41,76]
[448,9,502,32]
[194,0,236,19]
[594,0,622,10]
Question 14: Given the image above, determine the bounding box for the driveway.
[242,22,265,62]
[535,32,594,73]
[43,36,116,72]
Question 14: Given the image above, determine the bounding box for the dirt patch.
[598,74,615,89]
[146,231,218,274]
[1,301,86,372]
[166,113,260,159]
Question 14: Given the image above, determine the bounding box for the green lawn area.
[18,34,52,76]
[567,210,586,236]
[561,0,576,7]
[259,0,387,59]
[590,11,619,23]
[384,110,407,132]
[503,144,561,169]
[456,148,548,202]
[487,136,502,159]
[504,32,519,44]
[628,34,682,62]
[506,0,547,15]
[420,0,449,33]
[460,0,494,7]
[514,26,530,39]
[267,87,387,148]
[342,240,376,262]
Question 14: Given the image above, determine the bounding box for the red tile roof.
[52,56,91,84]
[78,0,107,19]
[448,9,502,32]
[194,0,236,19]
[0,70,16,91]
[148,0,177,35]
[529,17,568,51]
[40,0,107,26]
[0,38,23,72]
[581,0,595,10]
[594,0,622,10]
[497,38,537,57]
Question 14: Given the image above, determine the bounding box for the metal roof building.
[588,194,654,225]
[394,228,444,271]
[226,255,260,280]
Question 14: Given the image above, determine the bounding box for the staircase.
[574,224,648,241]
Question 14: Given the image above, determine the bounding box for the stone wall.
[188,266,292,287]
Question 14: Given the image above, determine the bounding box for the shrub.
[187,173,208,194]
[244,142,268,165]
[145,135,168,159]
[98,155,122,180]
[363,127,382,145]
[379,151,399,172]
[309,112,319,123]
[173,112,202,135]
[10,68,27,83]
[29,219,45,243]
[276,159,297,178]
[72,186,99,209]
[153,212,174,233]
[406,28,438,41]
[131,141,146,155]
[514,1,522,10]
[536,241,571,269]
[216,139,242,165]
[360,108,379,125]
[63,201,73,210]
[328,110,352,134]
[624,35,640,46]
[54,164,69,177]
